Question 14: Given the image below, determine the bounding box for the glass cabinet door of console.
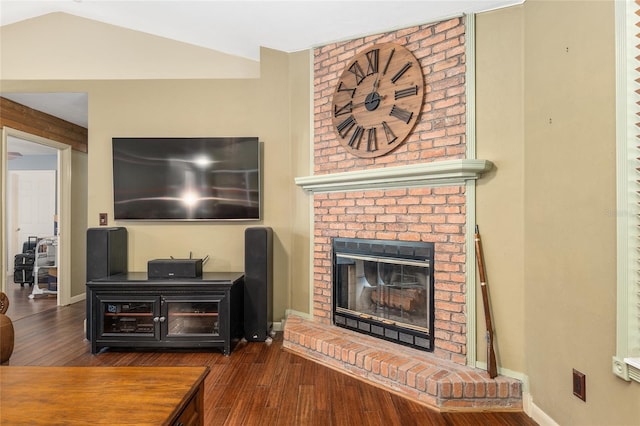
[102,301,155,335]
[165,299,221,337]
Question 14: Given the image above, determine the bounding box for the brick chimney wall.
[312,17,468,364]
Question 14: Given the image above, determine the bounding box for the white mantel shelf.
[295,159,494,193]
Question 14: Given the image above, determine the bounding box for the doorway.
[2,127,72,311]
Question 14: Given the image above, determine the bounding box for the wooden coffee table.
[0,366,208,425]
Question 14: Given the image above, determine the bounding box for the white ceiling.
[2,92,88,127]
[7,136,58,157]
[0,0,522,135]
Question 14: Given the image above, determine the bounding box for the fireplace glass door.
[333,238,435,351]
[335,254,430,329]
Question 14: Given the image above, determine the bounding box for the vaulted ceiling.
[1,1,523,61]
[1,0,523,132]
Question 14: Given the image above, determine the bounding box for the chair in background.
[0,292,15,363]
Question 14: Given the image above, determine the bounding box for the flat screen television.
[112,137,260,221]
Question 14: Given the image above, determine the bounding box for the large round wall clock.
[331,43,424,158]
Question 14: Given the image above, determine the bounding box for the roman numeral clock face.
[332,43,424,158]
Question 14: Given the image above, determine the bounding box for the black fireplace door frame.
[331,237,435,352]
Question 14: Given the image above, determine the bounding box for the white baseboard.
[273,309,313,332]
[462,361,559,424]
[284,309,313,320]
[529,397,560,426]
[69,292,85,305]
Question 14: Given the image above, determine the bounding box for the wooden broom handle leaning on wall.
[474,225,498,379]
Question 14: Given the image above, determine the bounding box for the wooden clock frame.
[331,43,425,158]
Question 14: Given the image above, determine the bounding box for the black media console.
[87,272,244,355]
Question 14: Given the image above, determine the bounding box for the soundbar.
[147,259,203,279]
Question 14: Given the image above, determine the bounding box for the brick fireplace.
[284,15,523,410]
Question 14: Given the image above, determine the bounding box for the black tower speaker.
[244,226,273,341]
[86,227,128,339]
[86,227,128,281]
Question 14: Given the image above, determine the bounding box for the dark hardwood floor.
[5,277,57,321]
[2,288,537,425]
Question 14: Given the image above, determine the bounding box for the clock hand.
[352,94,386,108]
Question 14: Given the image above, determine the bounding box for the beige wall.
[478,0,640,424]
[288,50,312,314]
[523,0,639,423]
[4,4,639,424]
[476,6,526,375]
[0,14,312,323]
[0,13,259,79]
[86,78,264,272]
[84,67,306,323]
[70,149,88,298]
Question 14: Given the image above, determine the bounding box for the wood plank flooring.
[2,291,538,425]
[4,278,57,321]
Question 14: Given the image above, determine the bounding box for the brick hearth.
[283,315,523,410]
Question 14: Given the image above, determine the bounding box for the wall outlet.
[573,369,586,401]
[99,213,108,226]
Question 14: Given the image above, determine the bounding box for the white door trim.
[2,127,71,307]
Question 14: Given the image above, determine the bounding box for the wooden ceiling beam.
[0,97,87,153]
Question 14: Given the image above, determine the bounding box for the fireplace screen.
[333,238,435,351]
